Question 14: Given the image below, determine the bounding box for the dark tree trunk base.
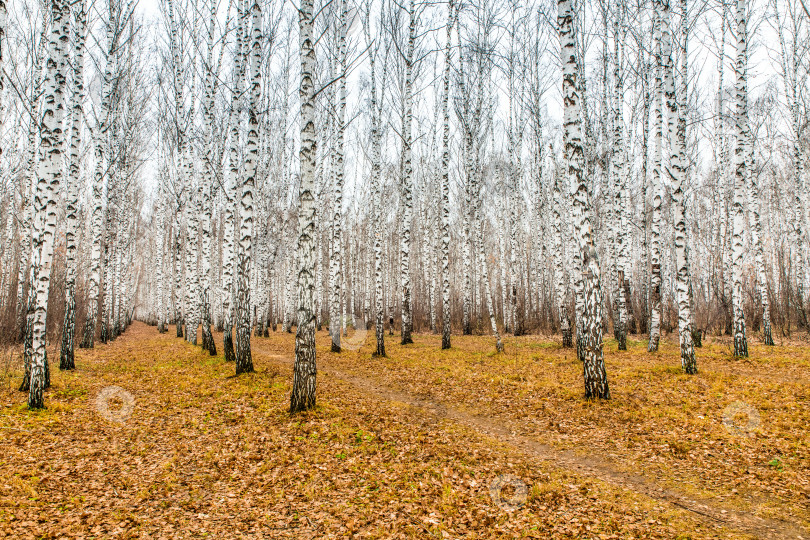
[60,334,75,370]
[43,351,50,389]
[682,359,697,374]
[291,318,317,414]
[763,323,774,346]
[734,336,748,358]
[235,361,254,374]
[375,319,386,357]
[202,325,217,356]
[60,351,75,371]
[691,329,702,348]
[223,327,235,362]
[235,323,253,374]
[561,329,573,348]
[79,322,94,349]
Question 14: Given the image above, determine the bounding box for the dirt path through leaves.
[253,340,808,540]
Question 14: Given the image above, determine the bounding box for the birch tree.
[662,0,696,372]
[365,0,388,356]
[59,0,87,370]
[648,6,663,353]
[731,0,749,358]
[235,0,261,374]
[398,0,417,345]
[559,0,609,399]
[28,0,69,408]
[611,2,629,351]
[329,0,348,352]
[222,0,247,363]
[552,156,572,347]
[291,0,318,413]
[199,0,218,356]
[439,0,456,350]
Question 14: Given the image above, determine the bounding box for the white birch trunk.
[648,8,664,353]
[59,0,86,370]
[439,0,456,350]
[199,0,217,355]
[399,0,416,345]
[222,0,246,361]
[291,0,318,412]
[612,8,628,351]
[560,0,609,399]
[235,0,260,373]
[553,159,572,347]
[661,0,697,372]
[730,0,749,357]
[28,0,69,408]
[329,0,348,352]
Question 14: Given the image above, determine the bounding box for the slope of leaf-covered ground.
[304,326,810,535]
[0,322,805,538]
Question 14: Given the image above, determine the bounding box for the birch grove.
[0,0,808,410]
[58,0,86,371]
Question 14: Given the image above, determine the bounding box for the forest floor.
[0,322,808,539]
